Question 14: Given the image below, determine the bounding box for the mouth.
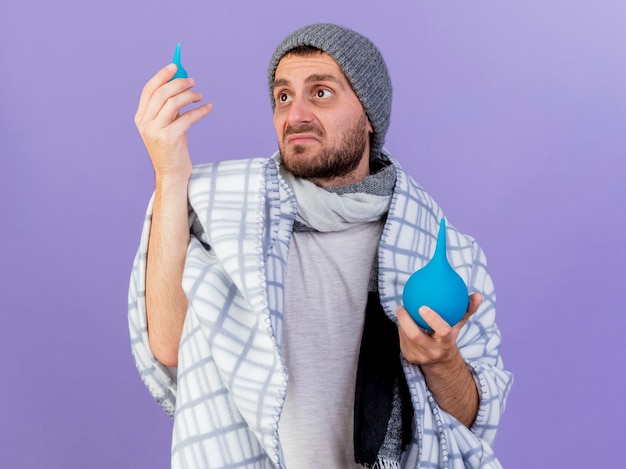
[286,133,321,145]
[283,123,324,146]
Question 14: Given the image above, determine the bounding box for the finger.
[468,292,483,313]
[396,305,425,339]
[168,102,214,134]
[141,77,197,125]
[152,88,205,128]
[418,305,452,337]
[135,64,178,123]
[456,292,483,329]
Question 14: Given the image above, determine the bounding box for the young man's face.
[272,51,373,187]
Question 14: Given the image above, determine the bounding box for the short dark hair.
[284,45,323,57]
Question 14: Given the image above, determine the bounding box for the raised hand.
[134,64,212,182]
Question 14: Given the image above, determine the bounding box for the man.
[129,23,513,468]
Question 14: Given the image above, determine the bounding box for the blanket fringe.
[369,460,401,469]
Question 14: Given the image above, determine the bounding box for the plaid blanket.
[128,150,513,468]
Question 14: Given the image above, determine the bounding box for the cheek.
[324,114,356,139]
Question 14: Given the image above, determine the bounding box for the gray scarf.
[279,163,395,232]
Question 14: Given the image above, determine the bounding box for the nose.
[284,95,314,127]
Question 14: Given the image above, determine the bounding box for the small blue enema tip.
[171,43,188,80]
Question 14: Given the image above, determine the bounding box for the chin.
[281,147,317,166]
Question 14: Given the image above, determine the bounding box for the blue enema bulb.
[171,43,188,80]
[402,218,469,331]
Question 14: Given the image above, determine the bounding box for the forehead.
[273,51,349,85]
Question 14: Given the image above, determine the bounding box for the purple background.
[1,1,625,467]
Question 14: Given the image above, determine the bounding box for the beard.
[279,112,369,180]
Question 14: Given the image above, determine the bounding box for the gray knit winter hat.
[268,23,392,156]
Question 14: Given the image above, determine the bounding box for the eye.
[278,92,292,103]
[316,89,332,99]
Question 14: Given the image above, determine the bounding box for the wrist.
[421,348,465,379]
[155,170,191,192]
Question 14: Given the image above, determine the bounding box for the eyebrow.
[272,73,344,90]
